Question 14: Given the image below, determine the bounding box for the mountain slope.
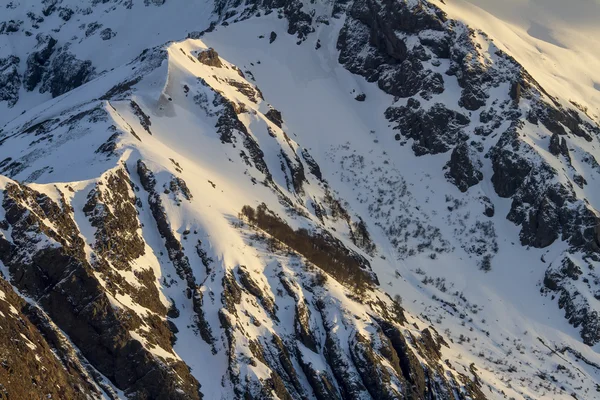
[0,0,600,399]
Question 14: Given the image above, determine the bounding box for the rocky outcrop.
[543,255,600,345]
[548,132,571,162]
[83,169,170,320]
[137,160,216,350]
[444,141,483,192]
[0,55,21,107]
[238,265,278,320]
[0,181,201,399]
[0,277,101,399]
[489,125,600,251]
[386,100,470,155]
[130,100,153,135]
[24,35,58,91]
[0,20,22,35]
[265,108,284,128]
[488,124,532,198]
[213,0,314,40]
[197,48,223,67]
[338,0,446,98]
[38,47,95,98]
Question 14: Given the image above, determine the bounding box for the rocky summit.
[0,0,600,399]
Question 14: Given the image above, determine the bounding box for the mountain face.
[0,0,600,399]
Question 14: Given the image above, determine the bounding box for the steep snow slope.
[0,0,214,125]
[1,0,600,399]
[0,37,489,399]
[198,15,600,398]
[436,0,600,122]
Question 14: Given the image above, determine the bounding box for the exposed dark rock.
[167,299,181,318]
[99,28,116,41]
[444,141,483,192]
[548,132,571,162]
[243,134,273,181]
[238,265,278,320]
[386,101,470,155]
[0,181,202,399]
[59,8,74,21]
[39,48,95,98]
[377,319,428,398]
[222,272,242,315]
[488,124,532,198]
[100,77,143,101]
[96,131,121,155]
[0,55,21,107]
[265,108,284,128]
[130,100,152,134]
[227,78,263,103]
[517,184,600,250]
[532,101,596,142]
[169,176,193,201]
[481,196,495,217]
[197,48,223,67]
[279,149,306,195]
[83,169,146,272]
[323,330,370,398]
[337,0,447,99]
[85,22,103,37]
[544,256,600,345]
[301,148,323,181]
[137,160,215,350]
[491,126,600,250]
[24,35,57,91]
[0,20,23,34]
[448,28,492,111]
[294,301,319,352]
[213,92,250,143]
[573,174,587,188]
[297,350,340,400]
[0,277,99,399]
[349,332,403,399]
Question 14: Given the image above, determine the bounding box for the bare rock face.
[39,48,95,97]
[386,100,470,155]
[0,181,202,399]
[444,141,483,192]
[549,131,571,162]
[197,48,223,67]
[0,55,21,107]
[24,35,58,91]
[0,277,100,400]
[543,255,600,346]
[490,125,600,252]
[488,124,533,199]
[338,0,446,98]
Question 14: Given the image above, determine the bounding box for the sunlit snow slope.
[437,0,600,121]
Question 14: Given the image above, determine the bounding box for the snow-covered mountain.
[1,0,600,399]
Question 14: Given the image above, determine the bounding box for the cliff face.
[0,0,599,399]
